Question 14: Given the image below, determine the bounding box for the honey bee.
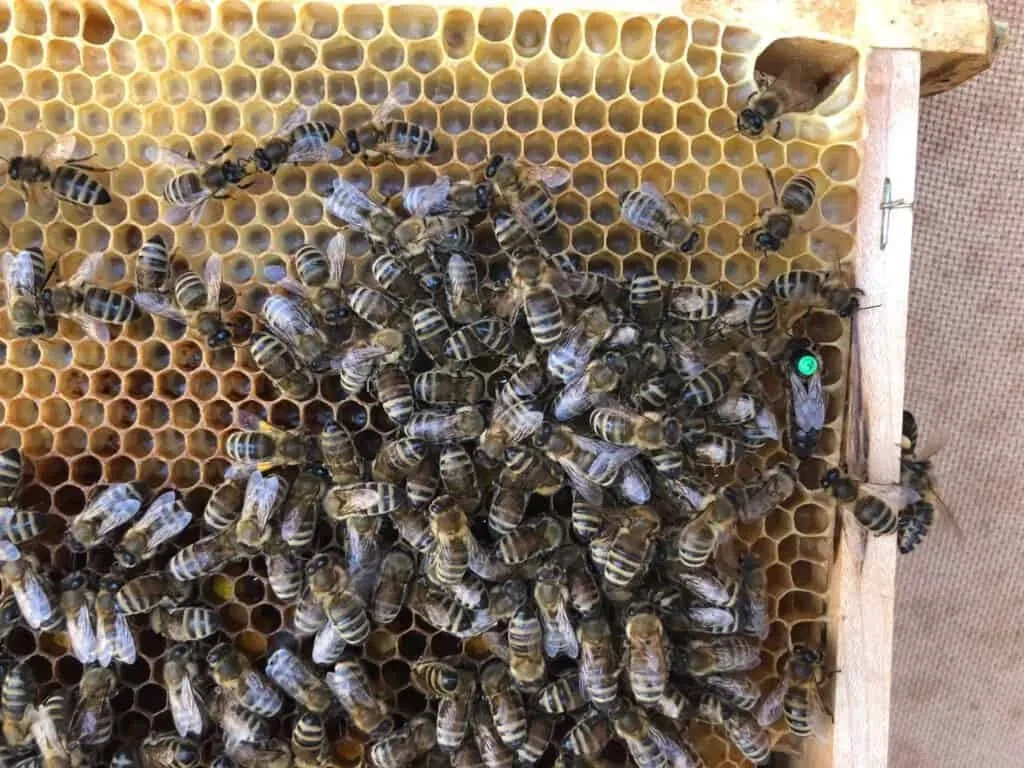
[527,563,576,661]
[0,448,22,507]
[270,233,351,328]
[247,331,315,399]
[265,648,333,713]
[536,672,587,715]
[227,414,313,471]
[687,637,761,676]
[406,406,485,444]
[676,503,736,569]
[233,469,288,550]
[150,606,220,641]
[768,268,863,318]
[822,466,920,537]
[39,251,138,341]
[551,354,622,422]
[712,286,779,341]
[157,144,253,224]
[619,183,701,253]
[747,168,816,255]
[94,575,136,667]
[411,660,475,699]
[1,555,59,631]
[325,659,393,738]
[438,690,474,753]
[223,739,292,768]
[445,249,484,325]
[114,490,192,569]
[898,501,935,555]
[70,666,116,748]
[338,329,407,395]
[374,363,415,425]
[562,708,611,758]
[207,643,284,718]
[208,689,271,748]
[612,707,665,768]
[1,247,47,338]
[719,462,798,523]
[590,406,682,451]
[1,133,111,214]
[412,306,451,363]
[292,712,329,768]
[321,578,371,645]
[163,645,206,739]
[370,714,437,768]
[59,571,96,664]
[478,401,545,463]
[116,572,190,615]
[484,155,570,237]
[0,506,48,561]
[134,234,172,293]
[472,704,515,768]
[593,506,660,591]
[625,605,668,705]
[346,84,439,162]
[546,306,613,383]
[251,107,342,173]
[414,368,486,406]
[404,175,492,218]
[493,254,580,346]
[427,496,474,587]
[325,178,401,249]
[312,616,348,668]
[1,661,35,746]
[722,708,771,765]
[372,252,427,300]
[499,447,563,495]
[669,562,741,607]
[683,603,742,635]
[410,578,481,638]
[783,337,827,458]
[737,62,846,138]
[31,691,77,765]
[325,481,405,520]
[137,254,232,350]
[261,291,332,367]
[278,471,324,550]
[533,424,640,503]
[140,734,201,768]
[202,470,250,532]
[756,644,830,740]
[372,437,427,484]
[444,317,513,362]
[0,595,20,642]
[168,527,240,581]
[480,661,528,748]
[440,444,482,506]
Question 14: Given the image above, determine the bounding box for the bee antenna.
[855,303,882,312]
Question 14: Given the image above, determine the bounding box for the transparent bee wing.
[560,461,604,505]
[496,405,544,443]
[242,669,282,707]
[133,491,192,552]
[638,182,677,217]
[94,497,145,538]
[275,106,310,138]
[372,81,410,127]
[326,179,383,226]
[112,610,137,663]
[573,435,641,478]
[153,147,203,171]
[166,192,212,227]
[335,484,387,516]
[524,165,571,191]
[204,253,224,310]
[67,602,98,664]
[77,316,112,344]
[3,250,37,298]
[0,539,20,561]
[42,133,79,166]
[312,621,348,665]
[171,675,204,738]
[326,233,348,286]
[807,684,833,743]
[769,62,822,113]
[286,140,344,165]
[859,482,921,510]
[246,472,285,529]
[135,291,188,324]
[236,410,279,433]
[912,430,949,462]
[403,177,452,217]
[16,567,53,629]
[754,679,787,727]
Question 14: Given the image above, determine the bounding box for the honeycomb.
[0,1,864,766]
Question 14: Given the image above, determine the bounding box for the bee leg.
[773,121,782,139]
[211,144,233,160]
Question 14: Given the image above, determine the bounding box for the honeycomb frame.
[0,1,866,766]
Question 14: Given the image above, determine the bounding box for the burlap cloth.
[891,0,1024,764]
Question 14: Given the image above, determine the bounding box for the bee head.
[61,571,87,591]
[345,128,362,155]
[175,742,199,767]
[114,548,138,570]
[306,553,331,575]
[474,181,495,210]
[206,643,231,666]
[821,468,842,489]
[251,147,273,173]
[681,229,701,253]
[737,108,765,137]
[6,157,22,180]
[754,230,781,253]
[323,305,350,325]
[484,154,505,179]
[838,294,860,318]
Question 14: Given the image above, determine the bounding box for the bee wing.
[203,253,224,309]
[497,405,544,442]
[558,459,604,505]
[171,675,204,739]
[524,165,571,191]
[77,316,111,344]
[639,182,676,217]
[242,669,281,704]
[335,484,386,516]
[16,567,53,628]
[326,179,385,226]
[95,497,145,537]
[788,369,826,429]
[246,472,285,529]
[754,679,788,727]
[42,133,79,166]
[403,177,452,217]
[166,193,212,227]
[859,482,921,510]
[3,250,37,297]
[154,146,203,171]
[573,435,641,477]
[275,106,310,138]
[0,539,20,561]
[287,140,344,164]
[911,430,949,462]
[135,291,187,324]
[134,491,192,551]
[312,621,348,665]
[67,602,98,664]
[112,609,137,664]
[326,233,348,286]
[372,81,410,127]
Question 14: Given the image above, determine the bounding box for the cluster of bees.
[0,58,945,768]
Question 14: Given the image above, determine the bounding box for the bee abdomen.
[783,689,812,737]
[52,166,111,205]
[854,498,898,535]
[681,369,730,407]
[225,432,276,462]
[781,173,816,214]
[294,243,330,286]
[164,172,202,204]
[524,290,563,345]
[82,287,136,323]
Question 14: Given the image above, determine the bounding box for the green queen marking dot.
[796,354,819,377]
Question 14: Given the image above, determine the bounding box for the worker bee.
[30,691,78,766]
[484,155,570,236]
[157,144,253,224]
[39,251,137,341]
[1,661,35,746]
[1,247,47,337]
[115,572,191,615]
[536,672,586,715]
[1,555,59,630]
[413,368,485,407]
[325,659,394,738]
[319,578,371,645]
[168,527,241,581]
[737,62,848,137]
[768,268,863,318]
[248,331,317,400]
[312,615,348,663]
[590,405,682,450]
[137,254,232,350]
[0,448,22,506]
[265,648,333,713]
[719,463,798,523]
[822,466,921,537]
[347,83,439,162]
[163,645,206,740]
[747,168,816,255]
[371,714,437,768]
[411,660,475,699]
[444,317,513,362]
[410,578,481,638]
[532,564,578,659]
[507,604,545,691]
[372,437,427,484]
[516,718,553,766]
[492,253,580,346]
[477,401,545,464]
[292,712,329,768]
[374,363,415,425]
[326,178,401,248]
[1,133,111,214]
[202,469,250,532]
[150,606,220,641]
[898,501,935,554]
[261,291,332,368]
[404,174,492,218]
[669,562,742,607]
[722,708,771,764]
[280,469,326,549]
[687,637,761,676]
[756,644,830,740]
[427,496,474,587]
[480,661,528,748]
[405,406,485,444]
[266,553,303,603]
[251,106,342,173]
[223,739,292,768]
[412,306,451,363]
[593,506,661,591]
[70,666,116,748]
[624,605,668,705]
[676,503,736,569]
[0,595,20,642]
[269,233,350,328]
[59,571,96,664]
[546,306,614,383]
[338,328,407,394]
[552,353,623,422]
[226,414,313,471]
[114,490,192,568]
[94,575,136,667]
[534,424,640,503]
[207,643,283,718]
[232,469,287,549]
[208,689,271,748]
[325,481,405,521]
[499,446,562,496]
[784,337,826,458]
[619,182,701,253]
